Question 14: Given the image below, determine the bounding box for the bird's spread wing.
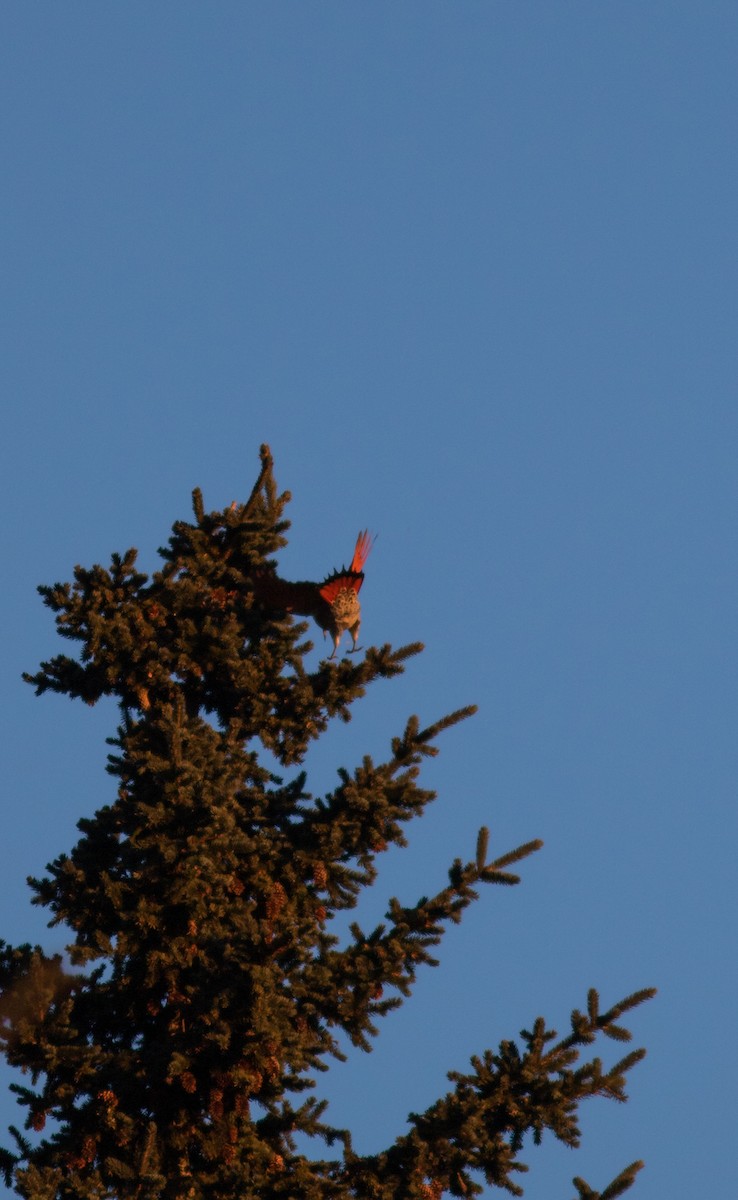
[252,574,325,620]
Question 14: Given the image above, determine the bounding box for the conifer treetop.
[0,446,654,1199]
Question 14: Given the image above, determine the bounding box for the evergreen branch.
[349,988,653,1199]
[7,1127,32,1160]
[416,704,478,745]
[489,840,544,871]
[572,1159,644,1200]
[304,832,542,1055]
[243,442,276,518]
[562,989,657,1054]
[476,826,489,869]
[302,705,466,872]
[191,487,205,525]
[0,1146,17,1189]
[599,989,658,1027]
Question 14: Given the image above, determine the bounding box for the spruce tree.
[1,446,654,1199]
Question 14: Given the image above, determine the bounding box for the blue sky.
[1,3,736,1196]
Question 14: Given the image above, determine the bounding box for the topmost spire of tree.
[22,443,413,765]
[1,446,654,1199]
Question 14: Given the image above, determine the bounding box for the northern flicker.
[253,531,375,658]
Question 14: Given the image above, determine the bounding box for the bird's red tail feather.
[350,530,374,574]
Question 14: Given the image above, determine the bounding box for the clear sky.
[1,4,736,1196]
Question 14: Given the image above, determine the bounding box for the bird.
[252,531,375,658]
